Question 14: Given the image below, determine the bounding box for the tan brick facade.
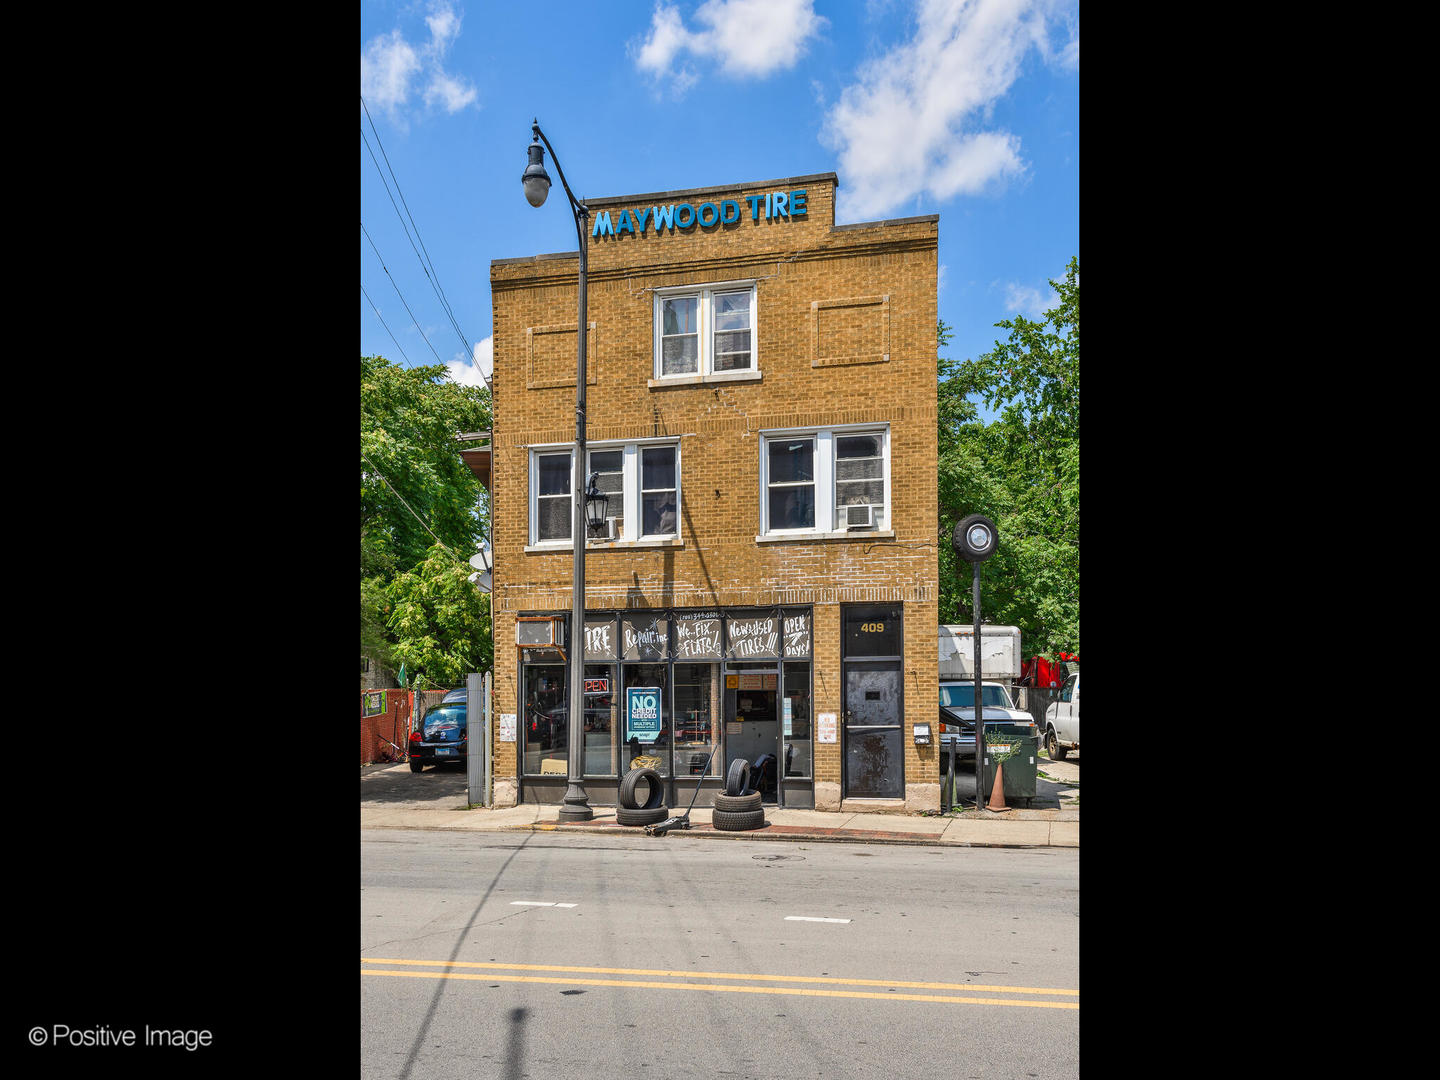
[489,172,939,812]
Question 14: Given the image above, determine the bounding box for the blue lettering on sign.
[590,190,807,240]
[626,686,663,742]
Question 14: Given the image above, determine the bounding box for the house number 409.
[860,622,885,632]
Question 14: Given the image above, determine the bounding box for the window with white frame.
[530,441,681,545]
[759,426,889,536]
[654,282,756,378]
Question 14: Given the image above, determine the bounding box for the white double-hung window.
[529,440,681,546]
[759,426,890,537]
[654,281,757,379]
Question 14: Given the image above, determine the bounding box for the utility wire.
[361,222,448,367]
[361,98,471,358]
[361,96,491,392]
[361,283,416,368]
[361,450,467,568]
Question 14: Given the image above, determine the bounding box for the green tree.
[361,356,492,573]
[386,543,494,687]
[362,355,492,679]
[936,257,1079,660]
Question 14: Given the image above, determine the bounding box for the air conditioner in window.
[842,504,875,530]
[605,516,619,540]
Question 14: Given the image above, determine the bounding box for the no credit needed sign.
[626,686,663,743]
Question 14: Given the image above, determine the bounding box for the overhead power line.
[360,96,492,392]
[361,222,448,368]
[361,283,416,368]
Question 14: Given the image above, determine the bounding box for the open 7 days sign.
[626,686,662,743]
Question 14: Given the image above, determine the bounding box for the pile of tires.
[712,759,765,831]
[616,766,668,826]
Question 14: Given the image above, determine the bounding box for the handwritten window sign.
[782,610,811,658]
[622,614,669,660]
[584,616,617,661]
[725,612,780,659]
[673,617,723,660]
[626,686,663,742]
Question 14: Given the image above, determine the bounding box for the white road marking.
[554,903,578,908]
[784,916,851,924]
[510,901,555,907]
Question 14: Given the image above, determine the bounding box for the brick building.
[488,171,939,813]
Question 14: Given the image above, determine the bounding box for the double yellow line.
[360,959,1078,1010]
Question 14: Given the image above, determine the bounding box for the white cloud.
[632,0,826,95]
[1002,281,1050,319]
[361,1,478,121]
[822,0,1078,221]
[448,336,492,388]
[361,30,421,113]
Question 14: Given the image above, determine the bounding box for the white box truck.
[938,625,1022,684]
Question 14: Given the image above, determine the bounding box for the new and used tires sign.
[626,687,662,742]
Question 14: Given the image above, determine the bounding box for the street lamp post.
[524,119,594,822]
[953,513,998,810]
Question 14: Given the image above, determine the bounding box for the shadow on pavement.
[360,762,470,806]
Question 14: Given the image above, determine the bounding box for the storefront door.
[724,665,781,800]
[841,604,904,800]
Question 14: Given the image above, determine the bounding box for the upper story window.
[759,426,890,537]
[653,282,756,380]
[529,441,681,546]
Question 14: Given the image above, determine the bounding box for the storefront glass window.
[622,663,670,775]
[522,663,567,776]
[782,661,812,779]
[673,662,719,777]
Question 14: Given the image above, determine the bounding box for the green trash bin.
[979,722,1039,808]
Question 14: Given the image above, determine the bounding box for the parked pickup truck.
[938,680,1037,759]
[1042,671,1080,760]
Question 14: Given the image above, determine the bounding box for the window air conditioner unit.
[605,516,619,540]
[842,504,874,530]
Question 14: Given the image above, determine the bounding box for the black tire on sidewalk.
[619,767,665,810]
[724,758,751,797]
[711,807,766,831]
[712,791,762,812]
[615,805,669,827]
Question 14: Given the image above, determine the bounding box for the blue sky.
[360,0,1078,408]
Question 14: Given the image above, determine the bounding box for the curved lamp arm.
[531,119,589,243]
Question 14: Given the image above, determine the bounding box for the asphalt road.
[361,830,1079,1079]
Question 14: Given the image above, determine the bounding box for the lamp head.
[522,129,550,208]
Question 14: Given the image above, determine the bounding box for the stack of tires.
[616,767,668,826]
[712,759,765,831]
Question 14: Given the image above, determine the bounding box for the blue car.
[408,700,467,771]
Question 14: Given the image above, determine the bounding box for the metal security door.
[843,662,903,799]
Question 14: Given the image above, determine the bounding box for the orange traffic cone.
[986,760,1011,812]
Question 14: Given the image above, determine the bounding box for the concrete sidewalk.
[360,758,1079,849]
